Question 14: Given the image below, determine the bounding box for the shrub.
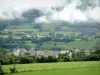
[10,65,16,73]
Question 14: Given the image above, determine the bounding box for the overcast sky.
[0,0,100,23]
[0,0,64,10]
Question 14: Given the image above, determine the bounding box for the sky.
[52,0,100,23]
[0,0,63,10]
[0,0,64,19]
[0,0,100,23]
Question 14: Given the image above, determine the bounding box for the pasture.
[3,61,100,75]
[41,39,96,50]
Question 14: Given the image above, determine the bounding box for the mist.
[0,0,100,23]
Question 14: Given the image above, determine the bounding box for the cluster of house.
[13,48,73,57]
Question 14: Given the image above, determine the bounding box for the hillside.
[0,20,100,50]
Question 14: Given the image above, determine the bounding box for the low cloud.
[52,1,88,22]
[35,16,49,23]
[50,0,100,23]
[0,0,62,19]
[85,6,100,22]
[0,0,100,23]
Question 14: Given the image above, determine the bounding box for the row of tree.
[0,49,100,65]
[0,46,100,74]
[0,35,75,49]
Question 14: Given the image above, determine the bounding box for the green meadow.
[3,61,100,75]
[41,39,96,50]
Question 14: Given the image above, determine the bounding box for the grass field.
[3,61,100,75]
[41,39,96,50]
[7,66,100,75]
[2,24,100,50]
[25,41,36,47]
[23,38,98,50]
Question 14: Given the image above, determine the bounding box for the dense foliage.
[0,49,100,65]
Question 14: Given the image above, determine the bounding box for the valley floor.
[3,61,100,75]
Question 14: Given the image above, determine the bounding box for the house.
[13,48,73,57]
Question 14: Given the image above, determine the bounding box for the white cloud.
[85,6,100,22]
[50,0,100,23]
[35,16,49,23]
[0,0,63,19]
[51,0,87,22]
[0,0,100,23]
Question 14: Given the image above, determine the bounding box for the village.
[13,48,73,57]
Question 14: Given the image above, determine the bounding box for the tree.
[63,56,70,62]
[49,32,55,37]
[47,56,58,62]
[58,53,71,62]
[19,53,33,64]
[33,23,43,29]
[73,49,87,61]
[92,40,100,60]
[36,56,47,63]
[0,20,9,30]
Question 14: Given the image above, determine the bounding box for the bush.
[10,65,16,73]
[63,56,71,62]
